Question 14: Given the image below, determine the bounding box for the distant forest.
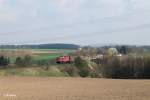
[85,45,150,54]
[0,43,80,49]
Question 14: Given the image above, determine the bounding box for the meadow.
[0,49,75,63]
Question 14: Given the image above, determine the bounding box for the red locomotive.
[56,55,71,64]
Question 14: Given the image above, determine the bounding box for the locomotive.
[56,55,72,64]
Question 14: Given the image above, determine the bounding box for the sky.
[0,0,150,45]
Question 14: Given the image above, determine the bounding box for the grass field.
[32,49,75,63]
[0,49,76,63]
[0,77,150,100]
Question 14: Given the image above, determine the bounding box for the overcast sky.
[0,0,150,45]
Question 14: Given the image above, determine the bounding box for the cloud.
[0,0,17,22]
[0,0,150,45]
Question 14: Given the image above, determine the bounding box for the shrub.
[74,56,88,68]
[60,66,79,77]
[15,57,23,66]
[78,67,90,77]
[90,71,100,78]
[74,56,90,77]
[24,55,32,66]
[15,55,32,67]
[0,56,10,67]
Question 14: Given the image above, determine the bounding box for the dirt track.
[0,77,150,100]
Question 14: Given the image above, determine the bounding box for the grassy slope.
[0,67,69,77]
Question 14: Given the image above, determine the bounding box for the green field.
[0,49,76,63]
[32,49,75,61]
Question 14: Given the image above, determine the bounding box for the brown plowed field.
[0,77,150,100]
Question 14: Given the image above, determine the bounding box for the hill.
[0,43,80,49]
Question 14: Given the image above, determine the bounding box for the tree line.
[100,56,150,79]
[0,43,79,49]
